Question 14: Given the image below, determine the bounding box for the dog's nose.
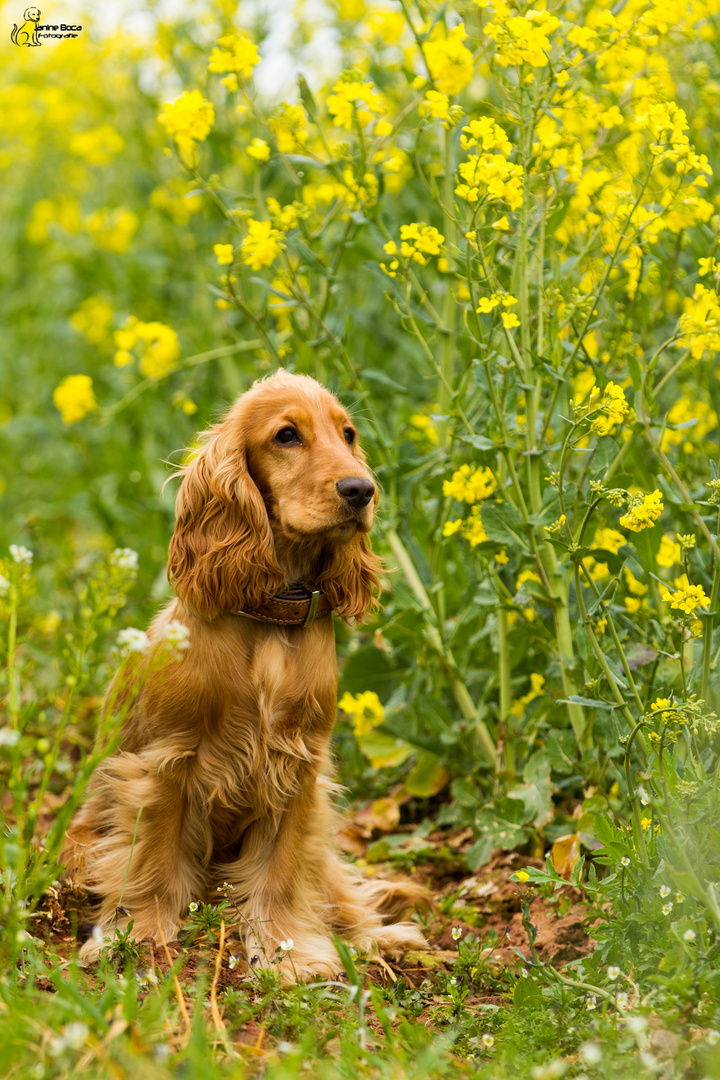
[336,477,375,509]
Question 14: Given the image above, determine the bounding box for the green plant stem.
[701,516,720,708]
[497,604,514,773]
[7,582,20,728]
[384,527,496,763]
[621,720,650,866]
[437,126,457,451]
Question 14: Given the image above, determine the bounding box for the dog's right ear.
[167,424,285,619]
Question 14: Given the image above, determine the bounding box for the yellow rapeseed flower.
[214,243,234,266]
[208,33,260,79]
[158,91,215,158]
[338,690,384,738]
[53,375,97,425]
[619,490,663,532]
[240,219,284,271]
[659,574,710,615]
[246,138,270,161]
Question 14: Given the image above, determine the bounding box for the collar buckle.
[304,589,321,626]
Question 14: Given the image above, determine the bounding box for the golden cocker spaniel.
[63,371,426,979]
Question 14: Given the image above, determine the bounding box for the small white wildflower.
[188,902,198,913]
[0,575,9,596]
[228,953,240,970]
[640,793,650,806]
[451,926,462,941]
[662,902,673,916]
[707,1030,720,1045]
[607,966,620,981]
[626,1016,647,1034]
[521,968,529,978]
[683,928,696,941]
[62,1021,89,1050]
[109,548,139,572]
[580,1042,602,1066]
[9,545,33,566]
[620,856,630,867]
[481,1033,494,1048]
[676,892,684,903]
[137,968,158,986]
[91,925,104,945]
[117,627,150,653]
[279,938,294,952]
[450,976,457,986]
[530,1061,566,1080]
[349,947,358,960]
[659,885,671,898]
[639,1052,656,1068]
[616,992,629,1008]
[586,994,597,1011]
[0,728,20,748]
[161,619,190,652]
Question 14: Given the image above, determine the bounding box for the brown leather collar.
[236,585,333,627]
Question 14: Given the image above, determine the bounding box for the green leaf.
[356,731,412,769]
[559,695,616,709]
[458,433,496,451]
[513,975,545,1009]
[360,368,408,394]
[405,753,449,797]
[480,501,529,551]
[341,646,398,695]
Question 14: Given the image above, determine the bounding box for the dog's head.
[167,372,382,623]
[24,8,40,22]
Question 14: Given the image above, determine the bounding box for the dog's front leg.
[221,777,340,983]
[72,752,211,960]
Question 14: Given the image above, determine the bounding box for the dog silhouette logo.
[11,7,41,46]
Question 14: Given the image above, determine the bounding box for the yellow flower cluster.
[443,507,489,547]
[53,374,97,425]
[443,464,497,504]
[456,153,523,209]
[661,396,717,452]
[460,117,512,157]
[246,138,270,162]
[510,673,545,719]
[659,574,711,615]
[214,243,234,266]
[208,33,260,82]
[676,284,720,359]
[85,208,139,254]
[158,91,214,158]
[382,222,445,276]
[240,219,285,271]
[424,24,473,96]
[589,381,630,436]
[70,124,124,167]
[268,104,308,153]
[657,534,681,568]
[327,77,383,130]
[484,7,561,68]
[338,690,384,738]
[419,90,451,124]
[113,318,181,378]
[69,296,114,345]
[619,490,663,533]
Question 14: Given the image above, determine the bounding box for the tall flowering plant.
[31,0,720,860]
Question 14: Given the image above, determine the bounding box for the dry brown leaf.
[551,832,581,879]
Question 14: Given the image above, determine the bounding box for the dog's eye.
[344,428,355,445]
[275,427,299,445]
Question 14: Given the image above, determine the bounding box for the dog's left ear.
[167,422,285,619]
[317,534,383,625]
